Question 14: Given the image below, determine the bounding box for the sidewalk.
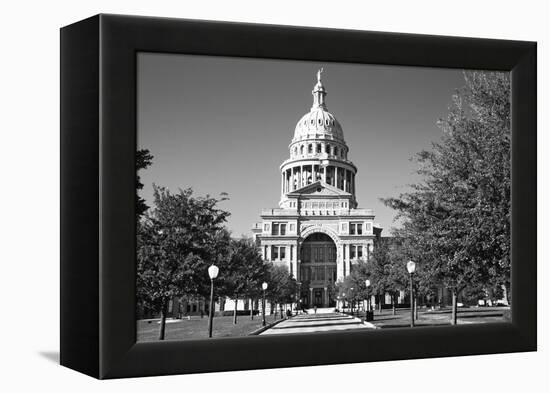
[260,312,376,335]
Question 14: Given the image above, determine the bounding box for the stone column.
[334,166,338,189]
[292,243,298,280]
[343,169,347,192]
[345,244,351,277]
[300,165,304,188]
[336,244,344,281]
[322,166,327,183]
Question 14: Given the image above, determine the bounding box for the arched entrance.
[299,233,337,308]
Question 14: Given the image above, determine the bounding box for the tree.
[136,149,154,219]
[137,185,230,339]
[383,71,511,324]
[220,237,268,324]
[336,262,369,313]
[265,264,298,318]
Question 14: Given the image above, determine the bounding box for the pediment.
[288,181,351,197]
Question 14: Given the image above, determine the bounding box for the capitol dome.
[292,69,345,143]
[293,108,344,142]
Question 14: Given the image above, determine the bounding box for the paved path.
[260,312,376,335]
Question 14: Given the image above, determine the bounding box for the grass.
[351,306,509,328]
[137,313,283,341]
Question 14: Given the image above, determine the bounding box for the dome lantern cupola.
[311,68,327,110]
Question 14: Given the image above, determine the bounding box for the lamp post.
[407,260,416,328]
[350,287,354,315]
[207,264,219,338]
[262,282,268,326]
[365,279,371,317]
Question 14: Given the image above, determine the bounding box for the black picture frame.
[60,14,536,379]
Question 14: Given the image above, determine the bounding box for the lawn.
[137,314,283,341]
[352,306,509,328]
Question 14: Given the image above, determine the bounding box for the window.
[264,223,269,232]
[350,245,363,259]
[350,222,363,235]
[272,222,287,235]
[289,223,295,232]
[300,145,304,155]
[271,246,286,260]
[366,223,372,233]
[325,144,331,154]
[317,143,322,153]
[334,147,338,156]
[308,144,313,154]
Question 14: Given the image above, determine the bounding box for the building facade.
[252,70,381,308]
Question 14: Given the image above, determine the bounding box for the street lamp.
[207,264,219,338]
[407,260,416,328]
[262,282,268,326]
[350,287,355,315]
[365,279,371,315]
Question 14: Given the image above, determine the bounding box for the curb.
[248,318,286,335]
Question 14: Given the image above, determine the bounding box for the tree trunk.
[415,295,418,320]
[451,289,458,325]
[159,299,168,340]
[233,296,238,324]
[250,298,254,320]
[378,295,382,314]
[392,293,396,315]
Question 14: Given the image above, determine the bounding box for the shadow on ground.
[38,351,59,364]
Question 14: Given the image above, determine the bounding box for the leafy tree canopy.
[383,71,511,296]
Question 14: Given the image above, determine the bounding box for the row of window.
[292,143,347,159]
[265,221,371,235]
[302,118,336,127]
[265,244,370,262]
[265,222,296,235]
[300,201,348,209]
[343,221,373,235]
[301,244,337,263]
[300,266,337,283]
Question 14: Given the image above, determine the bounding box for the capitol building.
[252,70,382,309]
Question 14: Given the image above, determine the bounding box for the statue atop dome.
[317,67,324,83]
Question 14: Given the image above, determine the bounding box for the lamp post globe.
[406,260,416,275]
[207,264,219,338]
[262,282,268,326]
[208,264,219,280]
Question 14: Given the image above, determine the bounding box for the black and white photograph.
[136,54,512,341]
[4,0,544,391]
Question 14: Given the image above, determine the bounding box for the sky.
[137,53,469,237]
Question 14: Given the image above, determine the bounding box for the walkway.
[260,310,376,335]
